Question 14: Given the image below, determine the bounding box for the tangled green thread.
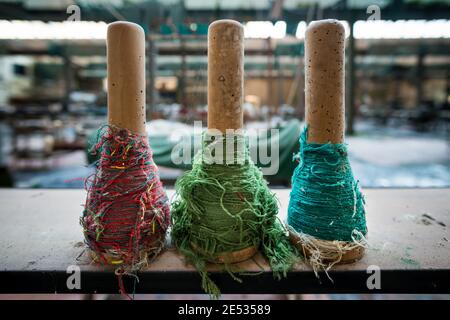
[171,133,297,298]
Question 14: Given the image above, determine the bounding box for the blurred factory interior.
[0,0,449,188]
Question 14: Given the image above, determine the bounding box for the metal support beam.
[346,18,356,135]
[62,47,72,114]
[179,38,187,109]
[416,48,425,106]
[276,52,283,109]
[147,36,157,121]
[267,38,275,110]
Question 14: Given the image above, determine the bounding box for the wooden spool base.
[191,242,258,264]
[289,230,365,264]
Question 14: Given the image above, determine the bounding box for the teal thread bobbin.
[287,19,368,271]
[287,126,367,248]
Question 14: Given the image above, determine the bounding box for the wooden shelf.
[0,188,449,294]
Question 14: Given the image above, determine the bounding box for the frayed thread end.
[288,226,368,280]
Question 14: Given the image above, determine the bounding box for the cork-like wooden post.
[305,19,345,144]
[204,19,257,264]
[292,19,364,263]
[207,19,244,133]
[107,21,146,135]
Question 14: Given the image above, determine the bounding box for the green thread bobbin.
[171,132,297,297]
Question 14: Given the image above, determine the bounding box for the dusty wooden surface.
[0,188,449,293]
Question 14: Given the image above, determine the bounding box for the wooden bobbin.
[289,19,364,263]
[207,19,244,133]
[94,21,146,264]
[107,21,146,135]
[191,19,257,264]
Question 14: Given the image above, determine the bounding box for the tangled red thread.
[81,126,170,268]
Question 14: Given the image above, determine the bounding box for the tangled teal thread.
[288,126,367,242]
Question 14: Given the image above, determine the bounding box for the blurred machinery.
[0,0,449,182]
